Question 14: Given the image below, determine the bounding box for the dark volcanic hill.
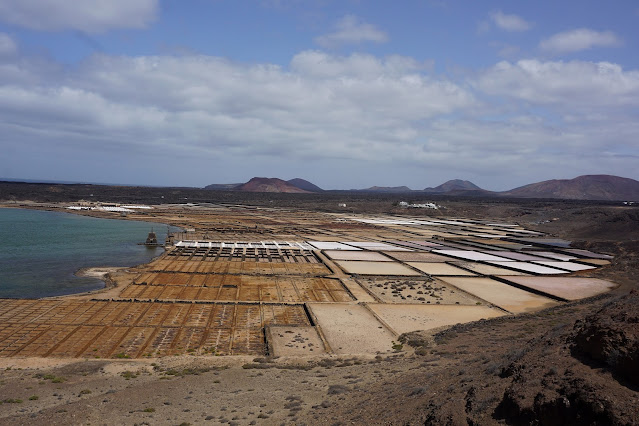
[502,175,639,201]
[424,179,482,193]
[361,186,413,193]
[203,183,242,190]
[287,178,323,192]
[235,177,311,193]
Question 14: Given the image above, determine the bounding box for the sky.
[0,0,638,191]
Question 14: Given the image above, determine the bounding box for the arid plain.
[0,197,637,425]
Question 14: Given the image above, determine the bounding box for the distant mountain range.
[203,175,639,201]
[501,175,639,201]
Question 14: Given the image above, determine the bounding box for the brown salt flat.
[383,251,451,262]
[367,303,504,334]
[532,261,596,272]
[325,250,393,262]
[266,325,327,357]
[483,251,552,261]
[357,277,481,305]
[335,260,422,276]
[578,259,611,266]
[497,276,617,301]
[407,262,477,276]
[307,303,396,354]
[439,277,559,314]
[450,261,531,276]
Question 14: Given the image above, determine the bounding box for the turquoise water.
[0,208,175,298]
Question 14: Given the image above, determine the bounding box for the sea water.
[0,208,175,298]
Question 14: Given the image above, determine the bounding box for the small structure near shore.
[143,229,161,246]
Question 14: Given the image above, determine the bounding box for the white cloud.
[477,59,639,108]
[0,0,158,33]
[0,49,638,189]
[0,32,16,55]
[489,10,532,32]
[0,50,476,168]
[315,15,388,48]
[539,28,621,54]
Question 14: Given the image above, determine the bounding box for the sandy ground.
[439,277,559,314]
[307,304,398,354]
[497,276,617,300]
[367,303,505,334]
[0,353,421,425]
[66,268,138,301]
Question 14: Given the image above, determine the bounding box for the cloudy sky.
[0,0,637,190]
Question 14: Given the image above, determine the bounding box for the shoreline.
[0,204,174,300]
[0,202,179,228]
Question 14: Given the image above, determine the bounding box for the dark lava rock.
[572,290,639,386]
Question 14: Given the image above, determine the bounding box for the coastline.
[0,201,178,229]
[0,204,174,300]
[64,245,168,300]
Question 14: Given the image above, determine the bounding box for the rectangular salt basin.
[507,229,544,236]
[429,220,470,226]
[411,241,446,248]
[343,242,411,251]
[407,262,477,276]
[450,261,531,276]
[471,240,529,250]
[325,250,393,262]
[433,249,513,262]
[532,261,596,272]
[308,241,362,251]
[385,241,434,250]
[435,242,481,250]
[307,304,396,354]
[564,249,613,260]
[474,233,510,238]
[342,241,388,247]
[578,259,611,266]
[458,241,509,251]
[484,251,551,262]
[515,238,572,248]
[439,277,559,314]
[335,261,422,276]
[384,252,452,263]
[498,276,616,301]
[367,304,504,334]
[487,261,567,275]
[528,251,577,261]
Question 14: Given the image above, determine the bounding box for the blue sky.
[0,0,638,190]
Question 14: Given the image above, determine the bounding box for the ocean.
[0,208,175,298]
